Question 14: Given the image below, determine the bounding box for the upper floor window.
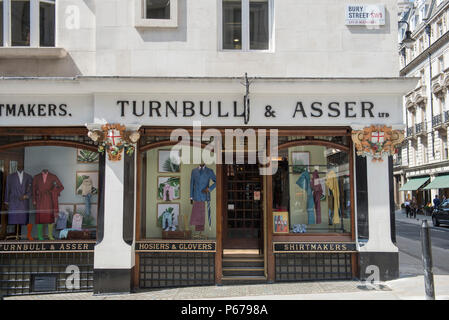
[221,0,272,51]
[146,0,170,19]
[135,0,177,28]
[0,0,55,47]
[438,21,444,37]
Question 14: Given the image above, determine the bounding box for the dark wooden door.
[223,164,263,249]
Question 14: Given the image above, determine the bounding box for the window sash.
[221,0,272,51]
[0,1,3,46]
[145,0,170,20]
[2,0,55,47]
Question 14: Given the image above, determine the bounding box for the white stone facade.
[1,0,401,77]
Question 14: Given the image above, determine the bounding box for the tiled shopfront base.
[275,253,353,282]
[139,252,215,289]
[0,252,94,297]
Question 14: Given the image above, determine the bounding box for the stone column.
[429,174,438,200]
[87,124,140,294]
[358,154,399,281]
[352,126,403,281]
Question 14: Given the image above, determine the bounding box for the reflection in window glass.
[1,146,100,241]
[146,0,170,19]
[11,0,30,46]
[142,145,217,240]
[39,0,55,47]
[9,161,18,174]
[250,0,268,50]
[222,0,242,49]
[273,144,351,234]
[0,2,3,46]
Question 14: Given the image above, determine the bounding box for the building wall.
[0,0,400,77]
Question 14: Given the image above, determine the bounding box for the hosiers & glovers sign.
[136,240,216,252]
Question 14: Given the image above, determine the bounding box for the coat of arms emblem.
[352,125,404,162]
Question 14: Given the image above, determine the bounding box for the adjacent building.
[396,0,449,211]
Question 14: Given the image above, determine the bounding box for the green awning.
[399,177,430,191]
[423,175,449,190]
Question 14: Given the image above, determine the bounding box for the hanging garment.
[296,170,315,224]
[311,170,323,224]
[190,166,216,229]
[325,170,340,225]
[78,177,93,196]
[190,166,216,202]
[55,211,68,230]
[190,201,205,231]
[163,184,175,201]
[4,171,33,225]
[32,171,64,224]
[328,189,334,225]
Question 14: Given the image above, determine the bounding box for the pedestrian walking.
[404,196,411,218]
[433,195,440,209]
[411,196,418,219]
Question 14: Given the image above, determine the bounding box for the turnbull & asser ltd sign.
[0,94,403,127]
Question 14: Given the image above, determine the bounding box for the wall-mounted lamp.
[399,21,415,48]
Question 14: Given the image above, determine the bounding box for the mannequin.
[4,165,33,240]
[32,169,64,240]
[189,163,216,239]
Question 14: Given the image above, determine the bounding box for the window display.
[273,143,351,234]
[142,145,217,240]
[1,146,100,241]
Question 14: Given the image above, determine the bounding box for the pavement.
[3,275,449,300]
[3,209,448,301]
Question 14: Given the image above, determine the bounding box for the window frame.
[1,0,55,47]
[218,0,274,52]
[134,0,178,28]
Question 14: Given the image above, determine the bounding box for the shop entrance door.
[223,164,263,250]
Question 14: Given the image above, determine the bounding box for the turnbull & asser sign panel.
[0,93,402,127]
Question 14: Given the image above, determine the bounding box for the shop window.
[135,0,178,28]
[1,146,100,241]
[141,144,217,240]
[2,0,55,47]
[222,0,272,51]
[272,144,352,234]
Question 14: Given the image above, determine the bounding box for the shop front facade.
[0,0,417,296]
[0,77,415,296]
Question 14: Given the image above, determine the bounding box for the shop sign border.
[136,240,216,253]
[0,241,96,253]
[273,242,357,253]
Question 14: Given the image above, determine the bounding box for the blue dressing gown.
[296,170,315,224]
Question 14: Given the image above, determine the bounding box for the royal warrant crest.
[351,125,404,162]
